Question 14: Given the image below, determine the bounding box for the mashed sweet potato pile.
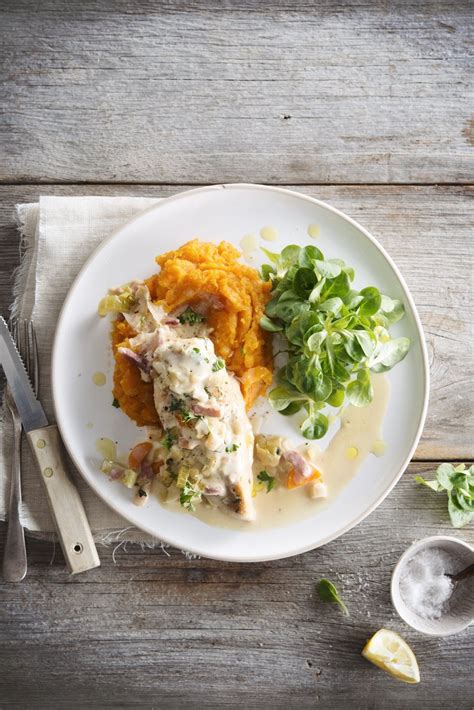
[112,240,273,427]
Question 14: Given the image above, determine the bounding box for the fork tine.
[28,321,39,395]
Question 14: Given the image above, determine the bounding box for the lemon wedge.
[362,629,420,684]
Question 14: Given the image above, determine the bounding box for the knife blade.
[0,316,100,574]
[0,317,48,431]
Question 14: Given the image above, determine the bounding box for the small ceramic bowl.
[391,535,474,636]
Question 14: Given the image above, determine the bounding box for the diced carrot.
[287,465,321,490]
[128,442,153,470]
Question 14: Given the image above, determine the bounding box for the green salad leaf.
[259,244,410,439]
[317,578,349,616]
[416,463,474,528]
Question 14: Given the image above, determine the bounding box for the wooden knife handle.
[27,425,100,574]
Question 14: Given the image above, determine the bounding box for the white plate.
[52,184,429,561]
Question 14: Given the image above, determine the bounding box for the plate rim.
[52,183,430,561]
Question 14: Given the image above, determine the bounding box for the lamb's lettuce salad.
[259,244,410,439]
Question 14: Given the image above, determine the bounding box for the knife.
[0,317,100,574]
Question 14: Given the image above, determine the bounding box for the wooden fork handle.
[27,425,100,574]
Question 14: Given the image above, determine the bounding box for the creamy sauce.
[160,374,390,530]
[96,437,117,462]
[93,371,106,386]
[163,477,319,531]
[371,439,387,457]
[317,374,390,499]
[239,234,258,263]
[260,225,278,242]
[307,224,320,239]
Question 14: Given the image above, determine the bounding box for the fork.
[2,319,29,582]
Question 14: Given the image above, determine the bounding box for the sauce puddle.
[161,374,390,531]
[96,437,117,462]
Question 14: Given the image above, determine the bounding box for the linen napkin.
[0,196,172,546]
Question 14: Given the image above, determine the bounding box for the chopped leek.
[177,466,190,489]
[100,459,117,474]
[100,460,137,488]
[98,292,135,317]
[122,469,138,488]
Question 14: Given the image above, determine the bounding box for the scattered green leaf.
[416,463,474,528]
[317,578,349,616]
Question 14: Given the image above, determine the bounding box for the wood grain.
[1,184,472,459]
[1,0,473,184]
[1,2,473,707]
[0,463,472,709]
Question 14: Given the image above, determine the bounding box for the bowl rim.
[391,534,474,636]
[51,183,431,561]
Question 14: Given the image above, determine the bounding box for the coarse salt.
[399,547,461,620]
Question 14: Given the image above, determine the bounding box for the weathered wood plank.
[1,0,473,184]
[1,184,472,459]
[0,463,472,709]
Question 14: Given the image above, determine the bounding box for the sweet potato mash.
[112,240,273,426]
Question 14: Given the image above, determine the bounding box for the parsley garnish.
[257,470,276,492]
[178,307,205,325]
[112,397,120,408]
[169,396,201,424]
[162,430,177,450]
[212,358,225,372]
[169,396,183,413]
[181,409,202,424]
[179,479,202,511]
[225,443,240,453]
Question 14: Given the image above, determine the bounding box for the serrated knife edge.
[0,316,48,432]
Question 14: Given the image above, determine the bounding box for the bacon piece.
[117,347,150,373]
[204,482,227,496]
[282,450,314,486]
[191,402,221,418]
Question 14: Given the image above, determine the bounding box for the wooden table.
[1,2,472,708]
